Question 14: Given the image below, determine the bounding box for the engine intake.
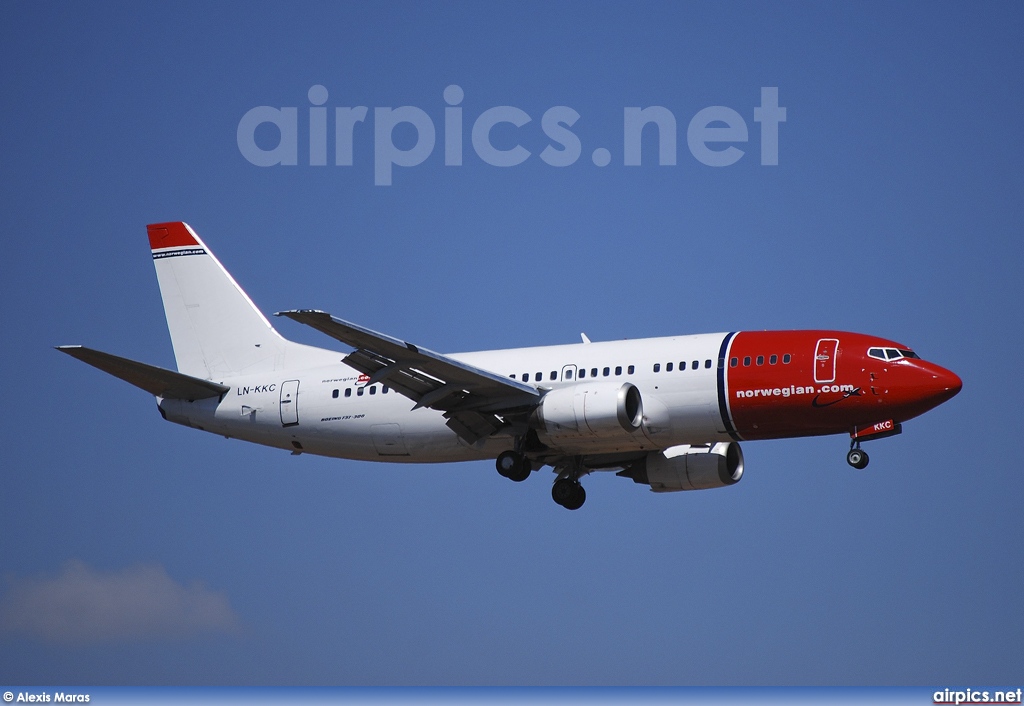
[533,382,643,440]
[619,442,744,492]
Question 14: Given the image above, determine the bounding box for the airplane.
[58,222,962,510]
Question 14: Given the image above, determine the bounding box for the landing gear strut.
[495,450,531,482]
[552,477,586,510]
[847,443,869,469]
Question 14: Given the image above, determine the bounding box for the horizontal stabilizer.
[56,346,229,400]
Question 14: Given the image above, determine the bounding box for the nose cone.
[886,359,962,422]
[933,365,963,399]
[918,361,963,409]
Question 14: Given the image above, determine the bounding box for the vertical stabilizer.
[148,222,289,379]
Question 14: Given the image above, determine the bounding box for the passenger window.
[603,367,610,377]
[345,388,352,398]
[628,365,635,374]
[666,362,673,372]
[679,361,686,370]
[369,386,376,395]
[550,371,557,380]
[653,363,661,373]
[591,368,598,377]
[730,357,738,367]
[383,386,389,394]
[332,389,339,399]
[705,359,712,369]
[692,360,699,370]
[756,355,764,366]
[535,372,542,382]
[783,354,792,364]
[522,373,529,382]
[566,369,574,380]
[357,387,364,396]
[579,369,586,379]
[770,354,778,365]
[743,356,751,366]
[615,366,622,375]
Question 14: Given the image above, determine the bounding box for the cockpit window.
[868,347,915,361]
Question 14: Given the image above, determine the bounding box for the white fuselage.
[159,333,732,463]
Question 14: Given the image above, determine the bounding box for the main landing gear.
[552,477,586,510]
[846,442,869,469]
[551,457,587,510]
[495,448,587,510]
[495,450,531,483]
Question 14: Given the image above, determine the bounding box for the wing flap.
[57,346,229,400]
[444,411,504,444]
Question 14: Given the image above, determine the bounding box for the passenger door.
[280,379,299,426]
[814,339,839,383]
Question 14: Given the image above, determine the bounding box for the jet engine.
[619,442,744,492]
[532,382,643,440]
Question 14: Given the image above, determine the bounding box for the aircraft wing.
[276,309,541,443]
[56,346,229,400]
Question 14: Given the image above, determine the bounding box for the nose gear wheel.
[846,442,869,469]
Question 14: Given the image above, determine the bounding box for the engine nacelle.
[620,443,744,492]
[533,382,644,440]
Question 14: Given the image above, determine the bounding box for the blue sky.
[1,0,1022,686]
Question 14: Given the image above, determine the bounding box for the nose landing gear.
[847,443,869,469]
[846,421,901,469]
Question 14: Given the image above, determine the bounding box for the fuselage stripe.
[717,331,742,441]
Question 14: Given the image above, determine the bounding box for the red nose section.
[895,361,962,421]
[927,364,963,405]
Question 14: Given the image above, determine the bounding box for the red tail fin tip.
[147,222,198,250]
